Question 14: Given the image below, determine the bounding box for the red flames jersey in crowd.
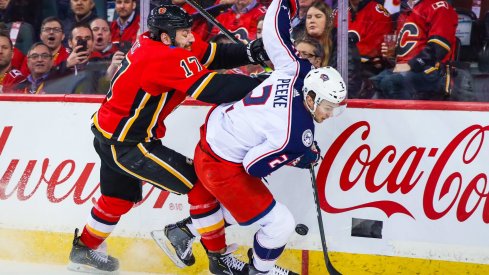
[348,2,392,59]
[92,32,211,142]
[395,0,457,64]
[0,68,25,93]
[110,14,140,44]
[210,4,266,42]
[181,2,217,41]
[10,48,25,71]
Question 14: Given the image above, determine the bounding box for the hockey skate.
[248,248,299,275]
[151,217,196,268]
[67,228,119,274]
[207,243,249,275]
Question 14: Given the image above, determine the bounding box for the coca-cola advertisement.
[1,96,489,267]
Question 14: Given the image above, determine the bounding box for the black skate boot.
[248,248,299,275]
[208,244,249,275]
[151,217,196,268]
[67,228,119,274]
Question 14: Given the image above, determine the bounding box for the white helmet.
[303,66,347,115]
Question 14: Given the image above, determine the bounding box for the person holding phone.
[65,23,94,72]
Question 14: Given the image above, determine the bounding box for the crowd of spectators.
[0,0,488,101]
[0,0,139,94]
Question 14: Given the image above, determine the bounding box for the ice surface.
[0,260,164,275]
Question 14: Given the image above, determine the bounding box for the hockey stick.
[184,0,268,69]
[309,165,342,275]
[184,0,241,44]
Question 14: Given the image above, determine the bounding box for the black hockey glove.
[246,38,269,65]
[288,141,321,169]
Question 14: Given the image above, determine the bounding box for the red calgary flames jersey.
[93,32,211,142]
[210,5,266,42]
[349,2,392,59]
[396,0,457,64]
[334,2,392,59]
[0,69,25,93]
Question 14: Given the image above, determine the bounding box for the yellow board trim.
[1,228,488,274]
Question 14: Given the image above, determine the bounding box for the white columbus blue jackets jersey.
[206,0,314,177]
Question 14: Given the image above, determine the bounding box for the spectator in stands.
[371,0,458,100]
[19,17,70,75]
[304,1,362,97]
[11,42,57,94]
[304,1,334,67]
[291,0,319,40]
[0,0,35,71]
[209,0,266,42]
[105,49,125,80]
[0,33,25,93]
[343,0,392,75]
[62,0,98,45]
[169,0,220,41]
[111,0,140,47]
[294,36,324,69]
[91,18,117,60]
[58,23,106,94]
[63,23,94,72]
[331,0,392,98]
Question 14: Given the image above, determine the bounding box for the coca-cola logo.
[0,126,170,208]
[317,121,489,222]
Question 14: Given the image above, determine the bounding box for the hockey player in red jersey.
[157,0,347,274]
[67,4,269,274]
[371,0,458,100]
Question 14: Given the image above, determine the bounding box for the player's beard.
[175,41,192,51]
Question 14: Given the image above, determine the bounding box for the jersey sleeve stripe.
[427,38,450,51]
[136,143,194,189]
[145,93,168,142]
[202,43,217,68]
[117,93,152,141]
[110,145,186,193]
[190,72,217,99]
[92,113,113,139]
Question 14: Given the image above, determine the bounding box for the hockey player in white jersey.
[153,0,347,274]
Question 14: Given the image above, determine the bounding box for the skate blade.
[67,261,119,274]
[150,230,187,268]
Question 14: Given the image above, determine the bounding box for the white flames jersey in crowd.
[206,0,314,177]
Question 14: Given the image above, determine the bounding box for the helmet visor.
[332,100,347,117]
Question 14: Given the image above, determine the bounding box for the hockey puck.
[295,224,309,235]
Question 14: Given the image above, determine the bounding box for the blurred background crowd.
[0,0,488,101]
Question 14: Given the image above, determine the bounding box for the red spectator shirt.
[0,68,25,93]
[19,45,70,75]
[396,0,457,64]
[91,44,119,61]
[210,4,266,42]
[110,14,140,45]
[181,2,218,41]
[93,32,211,143]
[344,2,393,60]
[10,48,25,71]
